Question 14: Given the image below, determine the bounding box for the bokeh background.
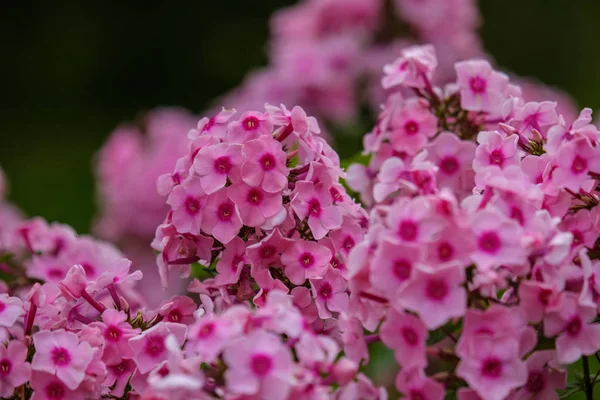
[2,0,600,234]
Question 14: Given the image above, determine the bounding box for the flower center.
[217,202,234,222]
[342,236,355,250]
[330,187,343,203]
[185,197,201,215]
[510,207,524,225]
[426,278,448,301]
[404,120,419,135]
[259,153,276,171]
[259,245,275,259]
[51,347,71,367]
[402,327,419,346]
[481,357,503,378]
[168,309,183,322]
[243,117,259,131]
[250,354,272,376]
[0,302,5,313]
[526,371,546,393]
[214,156,233,174]
[566,316,582,337]
[197,322,215,339]
[45,381,66,399]
[300,253,315,268]
[319,283,333,299]
[307,198,322,217]
[439,156,459,175]
[398,220,418,241]
[437,242,454,262]
[571,156,587,174]
[105,326,122,342]
[469,76,487,94]
[478,231,501,254]
[247,188,263,205]
[393,259,412,281]
[0,359,11,376]
[144,335,166,358]
[489,149,504,166]
[409,390,426,400]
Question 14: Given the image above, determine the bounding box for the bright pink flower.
[395,262,466,329]
[310,267,348,319]
[457,337,527,400]
[389,98,438,155]
[338,316,369,363]
[472,131,519,172]
[193,143,242,194]
[281,240,332,285]
[381,44,438,89]
[380,310,427,369]
[469,210,526,270]
[223,330,293,398]
[188,108,236,140]
[510,101,558,140]
[395,367,445,400]
[543,293,600,364]
[30,371,84,400]
[455,60,509,113]
[201,190,243,244]
[551,137,600,192]
[90,309,139,364]
[328,218,363,259]
[0,293,23,328]
[215,237,247,285]
[511,350,566,400]
[57,265,87,301]
[166,176,207,234]
[427,132,477,193]
[240,136,289,193]
[159,296,197,325]
[246,229,293,272]
[32,330,94,390]
[227,181,283,227]
[186,314,240,362]
[227,111,273,144]
[104,359,136,398]
[88,258,142,292]
[0,340,31,398]
[385,197,445,244]
[291,181,342,240]
[517,280,561,323]
[369,238,422,297]
[128,322,187,374]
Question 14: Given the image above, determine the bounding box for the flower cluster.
[345,45,600,399]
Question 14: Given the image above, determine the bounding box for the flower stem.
[583,355,593,400]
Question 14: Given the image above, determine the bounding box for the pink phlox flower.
[0,293,23,328]
[246,229,293,273]
[166,175,207,234]
[509,101,558,140]
[90,309,139,365]
[159,296,197,325]
[188,107,236,140]
[30,371,85,400]
[385,196,445,244]
[193,143,242,195]
[369,237,422,298]
[511,350,566,400]
[128,322,187,374]
[104,358,136,398]
[455,59,509,114]
[201,189,243,244]
[291,180,342,240]
[380,309,427,369]
[185,314,240,363]
[395,367,445,400]
[227,111,274,144]
[310,267,348,319]
[381,44,438,90]
[240,136,289,193]
[227,181,283,227]
[472,131,519,173]
[388,98,437,155]
[0,340,31,398]
[550,137,600,192]
[427,132,477,194]
[215,237,248,285]
[281,240,332,285]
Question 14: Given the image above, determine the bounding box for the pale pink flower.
[215,237,247,285]
[227,181,283,227]
[128,322,187,374]
[395,367,445,400]
[241,136,289,193]
[472,131,519,172]
[201,190,243,244]
[511,350,566,400]
[186,315,240,362]
[427,132,477,193]
[455,60,509,113]
[389,98,438,155]
[510,101,558,140]
[291,181,342,240]
[310,267,348,319]
[0,340,31,398]
[281,240,332,285]
[166,175,207,234]
[551,137,600,192]
[381,44,438,89]
[380,310,427,369]
[188,108,236,140]
[227,111,273,143]
[30,371,84,400]
[369,238,422,297]
[0,293,23,328]
[385,196,445,244]
[90,309,140,364]
[246,229,293,272]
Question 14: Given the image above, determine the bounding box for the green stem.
[583,356,593,400]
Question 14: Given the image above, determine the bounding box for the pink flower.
[543,293,600,364]
[32,330,94,390]
[128,322,187,374]
[457,337,527,400]
[201,189,243,244]
[369,238,422,297]
[30,371,84,400]
[381,44,438,89]
[0,340,31,398]
[223,331,293,398]
[88,258,142,292]
[310,267,348,319]
[104,359,136,398]
[0,293,23,328]
[57,265,87,301]
[227,111,273,144]
[510,101,558,140]
[159,296,197,325]
[512,350,566,400]
[246,229,293,272]
[469,210,526,270]
[380,310,427,369]
[227,181,283,227]
[91,309,140,364]
[281,240,332,285]
[188,108,236,140]
[455,60,509,113]
[385,197,445,244]
[186,314,240,362]
[472,131,519,172]
[395,367,445,400]
[328,218,363,259]
[166,176,207,234]
[291,181,342,240]
[215,237,247,285]
[240,136,289,193]
[551,137,600,192]
[395,262,466,329]
[389,98,438,155]
[193,143,242,194]
[427,132,477,193]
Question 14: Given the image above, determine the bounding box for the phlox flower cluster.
[345,45,600,399]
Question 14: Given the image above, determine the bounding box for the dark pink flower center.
[469,76,487,94]
[571,156,587,174]
[300,252,315,268]
[48,268,66,280]
[0,359,11,376]
[426,279,448,301]
[526,371,546,393]
[439,156,459,174]
[214,156,233,174]
[330,187,343,203]
[481,357,503,378]
[409,390,426,400]
[566,316,582,337]
[437,242,454,262]
[393,260,412,281]
[307,198,322,217]
[217,202,234,222]
[51,347,71,366]
[402,327,419,346]
[259,245,275,259]
[243,116,260,131]
[319,283,333,299]
[197,322,215,339]
[231,255,244,271]
[168,309,183,322]
[489,149,504,166]
[251,353,273,376]
[45,381,66,399]
[144,335,166,358]
[202,117,215,132]
[404,120,419,135]
[0,302,5,313]
[185,197,201,215]
[342,236,355,250]
[478,231,501,254]
[538,288,553,306]
[105,326,122,342]
[81,263,95,277]
[510,207,524,225]
[259,153,276,171]
[398,220,418,241]
[572,230,583,247]
[247,188,263,205]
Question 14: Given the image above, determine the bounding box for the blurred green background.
[1,0,600,235]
